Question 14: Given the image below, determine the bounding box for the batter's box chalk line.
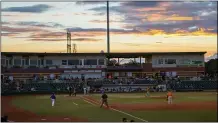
[82,96,148,122]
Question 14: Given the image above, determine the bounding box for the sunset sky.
[1,1,217,58]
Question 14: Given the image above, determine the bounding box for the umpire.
[100,92,109,108]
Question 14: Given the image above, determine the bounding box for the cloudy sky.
[1,1,217,58]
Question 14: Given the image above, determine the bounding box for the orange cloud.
[144,14,164,21]
[167,28,216,36]
[30,38,65,42]
[113,28,217,36]
[141,29,166,35]
[190,28,216,36]
[142,13,200,22]
[72,32,106,36]
[165,16,200,21]
[135,7,166,12]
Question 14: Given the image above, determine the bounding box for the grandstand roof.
[1,51,206,58]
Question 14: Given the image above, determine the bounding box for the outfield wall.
[2,81,217,96]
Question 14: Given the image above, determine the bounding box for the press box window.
[68,60,80,65]
[84,59,97,65]
[165,59,176,64]
[30,59,37,66]
[98,59,105,65]
[158,59,164,64]
[14,59,22,66]
[1,59,5,65]
[46,60,53,65]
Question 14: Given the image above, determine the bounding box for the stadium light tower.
[72,43,77,53]
[67,29,71,53]
[107,1,110,53]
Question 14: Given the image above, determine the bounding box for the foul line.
[73,102,78,106]
[110,108,148,122]
[82,96,148,122]
[83,99,96,106]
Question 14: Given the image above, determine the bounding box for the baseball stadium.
[1,51,217,122]
[1,1,218,122]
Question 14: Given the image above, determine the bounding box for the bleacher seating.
[173,80,217,91]
[2,80,217,95]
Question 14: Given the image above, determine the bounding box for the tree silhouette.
[205,59,218,75]
[107,59,119,66]
[124,60,139,66]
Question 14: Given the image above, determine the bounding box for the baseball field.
[1,92,217,122]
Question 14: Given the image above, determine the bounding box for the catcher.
[166,90,173,104]
[100,92,109,108]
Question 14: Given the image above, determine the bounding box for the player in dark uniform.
[69,86,72,96]
[100,92,109,108]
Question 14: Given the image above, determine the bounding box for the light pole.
[107,1,110,53]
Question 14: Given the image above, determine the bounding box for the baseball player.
[87,86,90,95]
[100,92,109,108]
[167,90,173,104]
[101,88,105,94]
[69,86,72,96]
[50,92,56,106]
[73,86,77,96]
[145,87,150,97]
[83,87,87,95]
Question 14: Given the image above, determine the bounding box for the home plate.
[41,119,46,121]
[64,118,70,120]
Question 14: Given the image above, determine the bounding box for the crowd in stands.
[1,72,217,94]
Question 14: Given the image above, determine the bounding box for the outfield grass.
[11,92,217,122]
